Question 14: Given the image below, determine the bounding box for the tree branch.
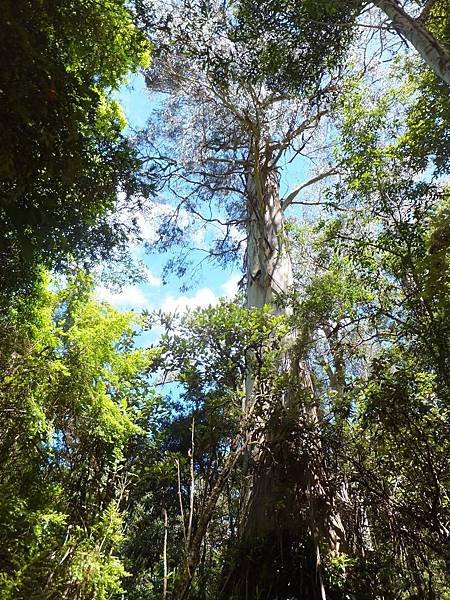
[372,0,450,85]
[282,167,340,210]
[271,109,328,158]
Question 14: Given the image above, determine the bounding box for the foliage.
[235,0,361,93]
[0,273,156,599]
[293,69,450,596]
[1,1,450,599]
[120,301,290,598]
[0,0,151,298]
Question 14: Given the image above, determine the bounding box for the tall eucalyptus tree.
[135,0,351,596]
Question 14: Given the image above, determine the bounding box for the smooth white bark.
[374,0,450,85]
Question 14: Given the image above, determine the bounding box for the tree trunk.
[373,0,450,85]
[227,144,335,600]
[246,149,293,313]
[244,142,294,408]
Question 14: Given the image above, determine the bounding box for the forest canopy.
[0,1,449,599]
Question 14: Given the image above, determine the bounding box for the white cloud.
[144,268,162,287]
[95,285,150,309]
[221,273,241,298]
[160,287,218,314]
[190,226,208,248]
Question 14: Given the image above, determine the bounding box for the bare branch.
[282,167,341,210]
[187,418,195,549]
[163,508,169,600]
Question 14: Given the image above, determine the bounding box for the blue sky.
[96,73,243,316]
